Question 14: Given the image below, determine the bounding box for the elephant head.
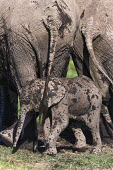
[13,78,66,148]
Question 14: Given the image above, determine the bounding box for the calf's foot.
[91,146,102,154]
[72,128,87,150]
[44,146,57,155]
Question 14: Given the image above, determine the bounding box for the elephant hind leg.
[70,121,87,150]
[72,127,86,151]
[85,97,102,154]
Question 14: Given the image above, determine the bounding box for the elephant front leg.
[44,104,69,155]
[0,86,18,134]
[70,121,86,150]
[43,117,51,145]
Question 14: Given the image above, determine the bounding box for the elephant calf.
[42,76,102,154]
[0,76,102,154]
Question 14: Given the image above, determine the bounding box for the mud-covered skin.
[0,0,80,146]
[0,0,79,85]
[1,75,101,153]
[73,0,113,120]
[12,77,66,148]
[44,76,102,154]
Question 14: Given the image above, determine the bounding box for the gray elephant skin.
[0,0,80,145]
[0,76,102,154]
[0,0,79,86]
[1,0,113,150]
[73,0,113,120]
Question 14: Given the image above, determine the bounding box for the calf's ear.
[48,79,66,107]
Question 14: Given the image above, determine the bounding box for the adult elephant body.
[0,0,79,85]
[0,0,80,147]
[72,0,113,139]
[1,0,113,149]
[73,0,113,98]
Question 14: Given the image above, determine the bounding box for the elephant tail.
[82,17,113,85]
[39,16,58,119]
[43,15,58,77]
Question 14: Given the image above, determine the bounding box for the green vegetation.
[0,145,113,169]
[66,60,78,78]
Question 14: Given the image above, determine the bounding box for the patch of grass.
[0,145,113,169]
[66,60,78,78]
[4,60,113,170]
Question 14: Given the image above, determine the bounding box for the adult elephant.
[13,0,113,149]
[72,0,113,140]
[0,0,80,148]
[2,0,113,150]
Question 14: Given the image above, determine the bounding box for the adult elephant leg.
[0,86,18,132]
[52,51,70,77]
[3,87,18,128]
[73,30,110,98]
[72,52,91,77]
[73,29,113,143]
[84,36,113,142]
[11,36,43,149]
[0,35,39,148]
[108,97,113,121]
[0,86,6,132]
[72,29,91,77]
[0,112,37,150]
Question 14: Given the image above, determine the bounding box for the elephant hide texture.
[19,75,102,154]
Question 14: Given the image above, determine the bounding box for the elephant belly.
[68,95,91,117]
[63,76,100,118]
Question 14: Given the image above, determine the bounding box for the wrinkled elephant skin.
[0,0,80,147]
[0,76,102,154]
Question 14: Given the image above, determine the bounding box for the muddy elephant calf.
[0,76,102,154]
[43,76,102,154]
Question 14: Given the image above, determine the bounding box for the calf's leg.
[84,95,102,153]
[45,101,69,155]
